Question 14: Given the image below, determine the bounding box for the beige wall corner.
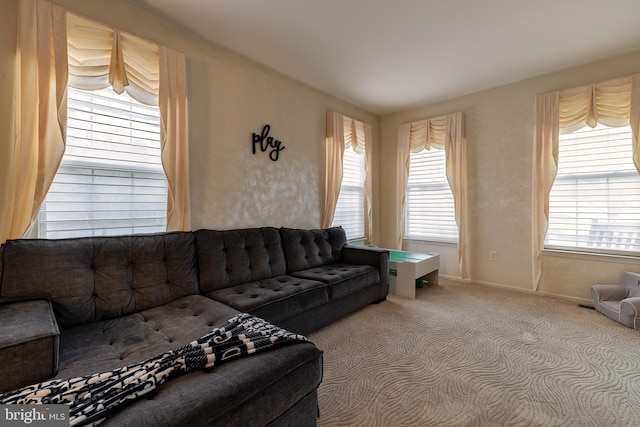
[379,50,640,301]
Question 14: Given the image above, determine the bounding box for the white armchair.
[591,271,640,329]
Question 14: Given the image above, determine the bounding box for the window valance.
[67,12,159,105]
[558,76,634,133]
[343,116,366,154]
[407,115,449,152]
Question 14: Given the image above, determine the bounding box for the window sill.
[542,248,640,264]
[347,238,366,245]
[403,238,457,247]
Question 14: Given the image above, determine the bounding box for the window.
[331,147,365,240]
[545,124,640,255]
[405,148,458,242]
[38,86,167,239]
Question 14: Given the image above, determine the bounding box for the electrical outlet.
[489,251,497,261]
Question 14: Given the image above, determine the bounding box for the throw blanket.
[0,313,309,426]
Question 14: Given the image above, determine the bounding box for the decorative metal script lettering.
[252,124,285,161]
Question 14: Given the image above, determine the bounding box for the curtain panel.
[322,111,373,244]
[396,112,467,278]
[531,74,640,290]
[66,11,190,230]
[363,121,374,246]
[322,111,345,229]
[0,0,68,245]
[159,47,190,231]
[1,1,191,244]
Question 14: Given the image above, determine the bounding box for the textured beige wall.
[380,51,640,302]
[3,0,380,236]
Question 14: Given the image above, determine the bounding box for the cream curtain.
[444,112,467,279]
[2,2,189,244]
[396,112,467,278]
[531,92,559,291]
[159,47,190,231]
[396,122,411,249]
[363,121,374,245]
[322,111,374,244]
[322,111,345,228]
[532,75,640,290]
[0,0,68,244]
[67,10,189,231]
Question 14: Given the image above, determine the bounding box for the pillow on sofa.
[279,227,347,273]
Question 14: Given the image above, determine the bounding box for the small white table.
[388,250,439,299]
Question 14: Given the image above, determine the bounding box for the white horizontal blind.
[331,148,365,240]
[39,86,167,239]
[545,124,640,254]
[405,148,458,242]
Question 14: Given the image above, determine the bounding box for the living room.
[1,0,639,425]
[2,0,640,303]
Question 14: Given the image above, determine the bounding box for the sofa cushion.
[103,344,322,427]
[0,232,198,327]
[291,263,380,299]
[206,276,329,324]
[56,295,239,376]
[196,228,287,293]
[280,226,347,273]
[55,294,323,427]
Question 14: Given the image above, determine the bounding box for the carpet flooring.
[308,278,640,427]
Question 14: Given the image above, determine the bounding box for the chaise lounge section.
[0,226,388,426]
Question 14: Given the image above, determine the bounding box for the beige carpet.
[308,278,640,427]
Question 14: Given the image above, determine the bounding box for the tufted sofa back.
[0,232,198,327]
[195,227,287,293]
[279,227,346,273]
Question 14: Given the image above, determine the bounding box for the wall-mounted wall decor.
[252,124,285,161]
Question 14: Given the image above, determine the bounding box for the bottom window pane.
[546,124,640,254]
[38,86,167,239]
[405,149,458,242]
[332,148,365,240]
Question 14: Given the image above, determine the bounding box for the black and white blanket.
[0,313,309,426]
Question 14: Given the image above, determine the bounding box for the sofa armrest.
[590,284,628,302]
[343,245,389,269]
[0,299,60,393]
[342,246,389,298]
[620,297,640,329]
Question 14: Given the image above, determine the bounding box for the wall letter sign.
[252,124,285,161]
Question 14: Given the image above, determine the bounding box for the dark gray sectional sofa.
[0,226,389,426]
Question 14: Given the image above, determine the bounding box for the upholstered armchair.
[591,271,640,329]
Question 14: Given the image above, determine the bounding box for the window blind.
[405,148,458,242]
[332,148,365,240]
[39,87,167,239]
[546,124,640,254]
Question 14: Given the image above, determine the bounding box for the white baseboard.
[439,274,594,307]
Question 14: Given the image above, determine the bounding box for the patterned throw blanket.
[0,313,309,426]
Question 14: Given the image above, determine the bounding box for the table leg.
[425,269,439,285]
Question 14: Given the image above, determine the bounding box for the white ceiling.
[125,0,640,115]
